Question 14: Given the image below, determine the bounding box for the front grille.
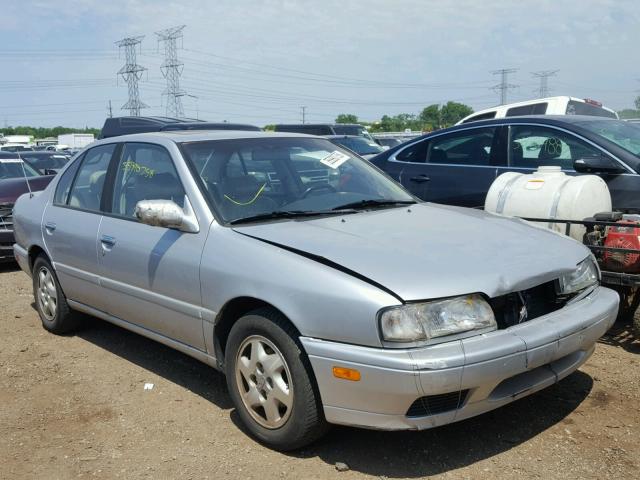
[406,390,469,417]
[0,204,13,231]
[490,280,567,329]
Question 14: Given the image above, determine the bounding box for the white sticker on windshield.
[0,159,22,164]
[320,150,350,169]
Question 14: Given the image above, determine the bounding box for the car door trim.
[54,261,101,285]
[99,274,210,321]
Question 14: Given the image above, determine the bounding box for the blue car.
[370,115,640,212]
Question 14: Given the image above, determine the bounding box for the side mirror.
[573,155,625,174]
[134,196,199,233]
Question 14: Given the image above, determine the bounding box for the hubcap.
[37,267,57,321]
[235,335,294,429]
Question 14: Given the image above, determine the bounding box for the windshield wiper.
[331,199,417,211]
[229,209,358,225]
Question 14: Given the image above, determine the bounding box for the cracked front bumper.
[301,286,619,430]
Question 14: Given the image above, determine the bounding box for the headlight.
[379,294,496,343]
[557,257,600,296]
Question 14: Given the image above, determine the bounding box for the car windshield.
[180,137,414,223]
[22,154,68,171]
[0,158,40,178]
[574,120,640,157]
[331,137,384,156]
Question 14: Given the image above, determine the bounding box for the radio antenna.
[17,153,33,198]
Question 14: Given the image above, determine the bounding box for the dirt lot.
[1,264,639,480]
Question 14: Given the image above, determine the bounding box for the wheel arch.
[28,244,48,272]
[213,296,301,368]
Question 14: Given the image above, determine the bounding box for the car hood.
[0,176,53,204]
[232,203,590,301]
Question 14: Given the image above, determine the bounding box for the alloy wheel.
[234,335,294,429]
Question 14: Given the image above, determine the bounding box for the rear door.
[391,126,505,207]
[97,142,207,349]
[42,143,117,312]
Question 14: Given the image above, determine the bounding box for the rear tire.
[225,308,328,450]
[32,255,80,334]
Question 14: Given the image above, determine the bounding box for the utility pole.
[156,25,187,118]
[532,70,558,98]
[108,100,113,118]
[177,93,198,120]
[491,68,518,105]
[301,106,307,124]
[116,35,148,116]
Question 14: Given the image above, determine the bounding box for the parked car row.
[10,122,619,450]
[0,152,55,262]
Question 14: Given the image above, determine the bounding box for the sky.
[0,0,639,128]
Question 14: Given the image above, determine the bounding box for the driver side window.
[509,126,603,170]
[111,143,185,218]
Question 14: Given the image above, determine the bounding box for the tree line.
[0,126,100,138]
[336,101,473,132]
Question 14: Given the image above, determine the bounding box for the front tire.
[225,308,328,450]
[32,255,80,334]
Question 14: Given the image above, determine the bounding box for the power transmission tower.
[116,35,148,116]
[301,106,307,124]
[532,70,558,98]
[156,25,187,118]
[491,68,518,105]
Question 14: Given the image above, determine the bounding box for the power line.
[116,35,148,116]
[491,68,518,105]
[532,70,559,98]
[155,25,187,117]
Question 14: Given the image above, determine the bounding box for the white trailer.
[57,133,95,149]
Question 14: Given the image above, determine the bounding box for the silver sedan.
[12,131,618,450]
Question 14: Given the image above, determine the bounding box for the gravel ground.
[1,263,639,479]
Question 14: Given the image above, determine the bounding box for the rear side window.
[462,112,496,123]
[53,154,83,205]
[68,144,116,211]
[506,103,548,117]
[395,140,429,163]
[427,127,497,165]
[333,125,364,136]
[566,100,617,119]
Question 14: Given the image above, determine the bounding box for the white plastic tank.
[485,166,612,241]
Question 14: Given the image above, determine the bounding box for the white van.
[457,96,618,125]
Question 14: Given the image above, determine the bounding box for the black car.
[370,115,640,213]
[20,151,70,174]
[99,116,261,139]
[326,135,385,158]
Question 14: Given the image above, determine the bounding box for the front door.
[97,142,207,350]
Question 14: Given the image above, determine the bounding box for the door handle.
[100,235,116,248]
[410,175,430,183]
[44,222,56,232]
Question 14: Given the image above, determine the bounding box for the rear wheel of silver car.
[225,308,328,450]
[32,255,79,334]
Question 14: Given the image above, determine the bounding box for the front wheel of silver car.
[32,255,80,334]
[225,308,328,450]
